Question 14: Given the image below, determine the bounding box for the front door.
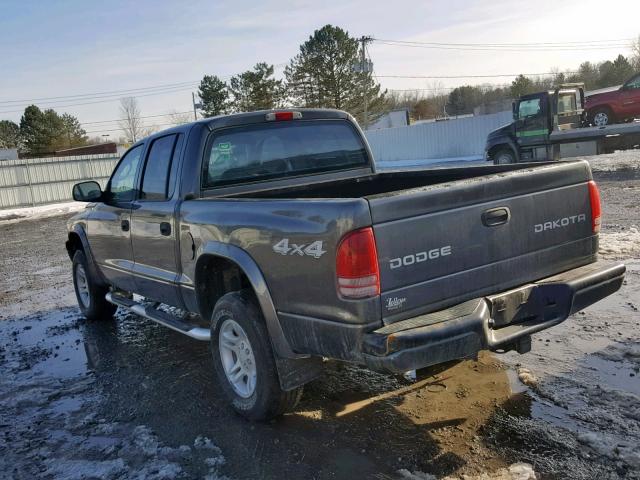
[130,133,184,307]
[619,74,640,119]
[515,94,549,150]
[89,144,144,292]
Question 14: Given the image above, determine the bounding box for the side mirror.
[72,181,103,202]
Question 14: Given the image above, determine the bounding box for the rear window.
[202,120,368,188]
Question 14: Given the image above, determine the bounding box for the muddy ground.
[0,152,639,480]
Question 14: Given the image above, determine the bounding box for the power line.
[0,85,197,115]
[84,122,179,135]
[79,111,193,126]
[372,38,634,52]
[377,71,578,79]
[373,37,634,47]
[0,80,201,106]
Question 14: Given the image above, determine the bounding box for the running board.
[105,292,210,341]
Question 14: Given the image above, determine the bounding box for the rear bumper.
[362,261,625,373]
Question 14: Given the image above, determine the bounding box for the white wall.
[365,111,512,167]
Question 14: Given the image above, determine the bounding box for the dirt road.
[0,152,638,479]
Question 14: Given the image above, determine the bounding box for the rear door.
[130,133,184,306]
[89,144,144,292]
[367,162,596,323]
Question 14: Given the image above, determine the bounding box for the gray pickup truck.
[67,109,625,420]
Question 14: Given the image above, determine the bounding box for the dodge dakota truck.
[67,109,625,420]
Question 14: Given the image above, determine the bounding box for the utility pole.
[192,92,198,121]
[359,36,373,129]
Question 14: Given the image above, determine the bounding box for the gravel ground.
[0,151,638,479]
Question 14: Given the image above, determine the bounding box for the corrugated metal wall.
[365,111,512,165]
[0,114,512,209]
[0,154,119,209]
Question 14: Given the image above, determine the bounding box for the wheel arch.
[589,105,615,124]
[195,242,300,360]
[488,142,518,163]
[66,224,108,286]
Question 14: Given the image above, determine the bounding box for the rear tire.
[72,250,116,321]
[493,148,516,165]
[591,107,614,127]
[210,290,303,421]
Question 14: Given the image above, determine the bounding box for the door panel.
[619,75,640,118]
[89,144,144,292]
[131,202,182,306]
[515,96,549,148]
[130,134,183,307]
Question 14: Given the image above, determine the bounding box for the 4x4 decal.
[272,239,326,258]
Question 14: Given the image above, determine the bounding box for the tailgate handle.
[482,207,510,227]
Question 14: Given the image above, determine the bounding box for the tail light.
[588,180,601,233]
[336,227,380,299]
[265,111,302,121]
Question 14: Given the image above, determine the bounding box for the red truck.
[586,73,640,126]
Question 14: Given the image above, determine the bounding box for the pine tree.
[198,75,230,117]
[0,120,20,149]
[228,63,283,112]
[285,25,387,125]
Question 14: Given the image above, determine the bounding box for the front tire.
[591,108,614,127]
[210,290,303,421]
[493,148,516,165]
[72,250,116,321]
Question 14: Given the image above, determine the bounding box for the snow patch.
[398,463,537,480]
[516,368,538,389]
[586,151,640,172]
[0,201,86,224]
[599,226,640,259]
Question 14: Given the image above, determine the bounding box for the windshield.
[202,119,368,188]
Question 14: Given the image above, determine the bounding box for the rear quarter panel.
[179,198,381,325]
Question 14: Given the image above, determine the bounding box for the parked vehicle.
[67,109,625,420]
[585,73,640,126]
[485,83,640,164]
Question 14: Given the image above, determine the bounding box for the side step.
[105,292,210,341]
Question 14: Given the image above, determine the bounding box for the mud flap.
[275,356,324,391]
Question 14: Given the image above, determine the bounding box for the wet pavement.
[0,152,639,479]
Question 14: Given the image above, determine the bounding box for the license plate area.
[486,283,573,329]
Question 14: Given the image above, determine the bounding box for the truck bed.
[235,161,598,325]
[550,121,640,142]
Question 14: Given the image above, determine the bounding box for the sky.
[0,0,638,138]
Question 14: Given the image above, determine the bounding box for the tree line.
[2,25,639,155]
[391,50,640,119]
[197,25,386,124]
[0,106,88,155]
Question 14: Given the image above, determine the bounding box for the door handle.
[482,207,510,227]
[160,222,171,236]
[121,219,130,232]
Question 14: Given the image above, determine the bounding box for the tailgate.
[368,161,598,323]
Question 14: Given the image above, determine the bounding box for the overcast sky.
[1,0,638,138]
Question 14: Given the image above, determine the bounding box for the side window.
[140,135,177,201]
[557,93,577,113]
[108,144,143,203]
[518,98,541,118]
[624,75,640,90]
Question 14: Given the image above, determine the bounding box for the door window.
[624,75,640,90]
[140,134,178,201]
[108,144,143,203]
[518,98,541,118]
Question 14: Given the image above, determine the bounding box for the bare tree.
[632,35,640,70]
[167,110,192,126]
[118,97,144,143]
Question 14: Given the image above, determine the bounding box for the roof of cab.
[137,108,353,146]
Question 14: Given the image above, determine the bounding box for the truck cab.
[486,84,587,164]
